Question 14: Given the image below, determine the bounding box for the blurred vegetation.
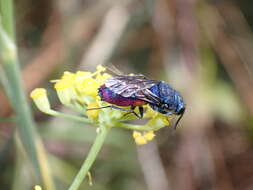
[1,0,253,189]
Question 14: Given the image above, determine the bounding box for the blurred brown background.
[1,0,253,189]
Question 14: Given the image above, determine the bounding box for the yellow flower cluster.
[30,65,172,145]
[53,65,110,109]
[30,65,110,116]
[133,131,155,145]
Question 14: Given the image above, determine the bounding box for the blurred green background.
[1,0,253,189]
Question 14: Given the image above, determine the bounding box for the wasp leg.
[122,106,144,118]
[87,105,142,118]
[110,106,140,118]
[139,106,144,118]
[112,106,142,119]
[122,106,135,118]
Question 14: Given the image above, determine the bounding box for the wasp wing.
[141,88,162,104]
[105,75,156,97]
[105,75,162,104]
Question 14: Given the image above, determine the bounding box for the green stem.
[0,0,14,39]
[0,1,55,189]
[117,123,160,131]
[0,24,42,175]
[0,31,42,177]
[48,110,92,123]
[68,125,109,190]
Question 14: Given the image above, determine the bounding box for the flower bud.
[134,136,147,145]
[133,131,142,138]
[133,131,147,145]
[54,80,77,105]
[96,65,106,72]
[144,131,155,141]
[30,88,51,113]
[34,185,42,190]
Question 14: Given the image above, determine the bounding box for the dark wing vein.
[140,89,161,104]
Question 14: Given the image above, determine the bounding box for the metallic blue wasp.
[89,74,185,129]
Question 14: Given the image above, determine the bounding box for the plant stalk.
[0,0,55,189]
[68,125,109,190]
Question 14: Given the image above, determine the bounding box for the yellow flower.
[30,88,51,113]
[134,135,147,145]
[144,131,155,141]
[78,78,100,97]
[54,79,73,90]
[133,131,142,138]
[34,185,42,190]
[75,71,92,82]
[132,130,156,145]
[96,73,111,85]
[54,80,77,105]
[74,71,93,91]
[96,65,106,73]
[61,71,76,81]
[86,102,99,119]
[50,65,111,107]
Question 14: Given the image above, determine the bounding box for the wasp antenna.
[174,108,185,130]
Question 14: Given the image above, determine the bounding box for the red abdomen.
[98,85,146,107]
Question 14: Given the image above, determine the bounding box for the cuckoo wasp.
[88,74,185,129]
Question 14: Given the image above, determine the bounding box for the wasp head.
[164,92,185,129]
[149,93,185,115]
[161,92,185,114]
[149,84,186,129]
